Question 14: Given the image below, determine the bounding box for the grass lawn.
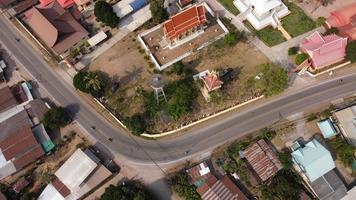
[218,0,240,15]
[281,2,316,37]
[244,21,286,47]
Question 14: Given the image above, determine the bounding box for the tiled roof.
[0,86,17,113]
[186,161,211,184]
[244,139,282,182]
[197,175,248,200]
[202,71,223,92]
[326,2,356,40]
[12,177,29,193]
[164,4,207,41]
[25,1,88,54]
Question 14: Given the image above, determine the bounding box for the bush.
[224,31,239,46]
[94,1,119,28]
[295,53,309,65]
[149,0,166,24]
[73,71,108,97]
[346,41,356,63]
[171,61,184,75]
[323,27,339,35]
[288,46,299,55]
[316,16,326,27]
[329,136,356,169]
[43,106,71,130]
[254,64,289,96]
[126,114,146,135]
[277,152,292,169]
[101,182,152,200]
[260,128,275,141]
[169,171,201,200]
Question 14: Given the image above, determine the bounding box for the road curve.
[1,16,356,165]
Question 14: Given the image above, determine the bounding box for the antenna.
[150,74,167,104]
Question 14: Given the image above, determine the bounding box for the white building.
[233,0,290,30]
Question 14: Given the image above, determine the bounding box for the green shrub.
[316,17,326,27]
[329,136,356,169]
[224,31,239,46]
[346,41,356,63]
[288,46,299,55]
[43,106,71,130]
[323,27,339,35]
[295,53,309,65]
[101,182,152,200]
[169,171,201,200]
[126,114,146,135]
[149,0,166,23]
[171,61,184,75]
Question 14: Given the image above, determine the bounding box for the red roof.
[39,0,54,7]
[244,139,282,182]
[52,178,71,197]
[196,175,248,200]
[163,4,207,41]
[57,0,74,8]
[326,2,356,40]
[0,86,17,113]
[300,31,348,69]
[12,177,29,193]
[203,71,223,92]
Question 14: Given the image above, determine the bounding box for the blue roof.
[317,119,338,139]
[291,139,335,182]
[130,0,147,11]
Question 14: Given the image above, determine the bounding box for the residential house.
[243,139,282,182]
[300,31,348,70]
[291,139,347,200]
[201,70,224,92]
[326,2,356,41]
[334,105,356,146]
[163,4,207,48]
[0,85,18,113]
[39,0,75,8]
[26,99,50,125]
[186,161,212,186]
[38,148,112,200]
[25,1,89,57]
[317,119,338,139]
[196,175,248,200]
[233,0,290,30]
[0,125,45,179]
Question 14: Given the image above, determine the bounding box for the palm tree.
[84,72,102,91]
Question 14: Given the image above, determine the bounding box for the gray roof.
[0,110,32,140]
[310,169,347,200]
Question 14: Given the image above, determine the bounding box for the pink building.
[300,31,348,70]
[326,2,356,41]
[39,0,74,8]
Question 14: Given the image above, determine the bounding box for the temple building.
[233,0,289,30]
[163,4,207,48]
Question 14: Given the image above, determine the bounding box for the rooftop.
[291,139,335,182]
[196,175,248,200]
[310,169,347,200]
[243,139,283,181]
[186,161,211,185]
[0,86,18,113]
[326,2,356,40]
[317,119,338,139]
[334,105,356,146]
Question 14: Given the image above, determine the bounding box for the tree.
[316,16,326,27]
[126,114,146,135]
[100,182,152,200]
[261,169,302,200]
[43,106,71,130]
[254,64,289,96]
[73,71,90,93]
[224,31,239,46]
[171,61,184,75]
[277,152,293,169]
[73,71,108,97]
[329,136,356,169]
[84,72,102,92]
[94,1,119,28]
[260,128,275,141]
[288,46,299,55]
[149,0,166,23]
[323,27,339,35]
[169,171,201,200]
[346,41,356,63]
[295,53,309,65]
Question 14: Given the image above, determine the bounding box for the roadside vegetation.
[73,71,109,97]
[42,106,71,131]
[346,41,356,63]
[94,1,119,28]
[169,171,201,200]
[100,182,152,200]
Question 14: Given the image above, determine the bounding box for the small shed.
[317,119,338,139]
[87,31,107,47]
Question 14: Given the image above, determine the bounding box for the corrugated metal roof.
[87,31,107,47]
[334,106,356,146]
[317,119,338,138]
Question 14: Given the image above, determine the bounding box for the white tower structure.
[150,74,167,104]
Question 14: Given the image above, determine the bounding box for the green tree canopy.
[169,171,201,200]
[346,41,356,63]
[149,0,166,23]
[261,169,302,200]
[100,182,152,200]
[329,136,356,169]
[94,1,119,28]
[126,114,146,135]
[73,71,108,97]
[43,106,71,130]
[254,64,289,96]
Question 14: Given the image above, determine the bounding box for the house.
[300,31,348,70]
[291,139,347,200]
[38,148,112,200]
[0,125,45,179]
[186,161,212,186]
[233,0,289,30]
[163,4,207,48]
[326,2,356,41]
[317,119,338,139]
[25,1,88,56]
[201,70,223,92]
[112,0,148,19]
[26,99,50,125]
[334,105,356,146]
[291,139,335,182]
[39,0,75,8]
[196,175,248,200]
[243,139,282,182]
[0,86,18,113]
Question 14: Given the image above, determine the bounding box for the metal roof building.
[317,119,338,139]
[334,106,356,146]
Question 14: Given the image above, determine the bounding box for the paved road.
[1,16,356,166]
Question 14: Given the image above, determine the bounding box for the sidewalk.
[75,5,152,70]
